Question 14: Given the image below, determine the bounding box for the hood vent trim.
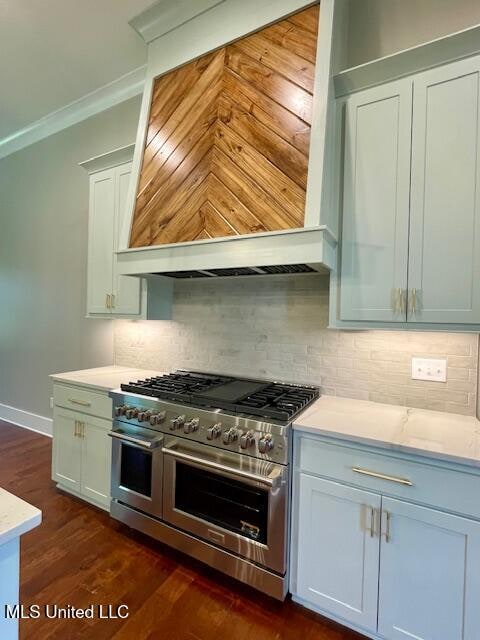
[157,264,316,279]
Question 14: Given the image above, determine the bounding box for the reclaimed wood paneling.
[130,3,320,248]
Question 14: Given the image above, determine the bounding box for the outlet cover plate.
[411,358,447,383]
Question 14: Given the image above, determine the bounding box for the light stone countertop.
[293,396,480,468]
[0,488,42,547]
[50,366,167,392]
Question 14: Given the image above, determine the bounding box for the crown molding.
[335,23,480,96]
[0,65,146,161]
[129,0,226,44]
[79,143,135,174]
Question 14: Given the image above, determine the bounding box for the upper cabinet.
[129,5,319,249]
[336,54,480,328]
[80,146,173,319]
[408,57,480,324]
[84,152,141,317]
[340,79,412,322]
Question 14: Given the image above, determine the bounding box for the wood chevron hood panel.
[130,4,320,248]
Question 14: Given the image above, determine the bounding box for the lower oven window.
[120,444,152,497]
[175,462,268,544]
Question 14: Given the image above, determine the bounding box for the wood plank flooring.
[0,420,364,640]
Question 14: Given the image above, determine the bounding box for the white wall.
[347,0,480,67]
[0,96,141,420]
[114,275,478,416]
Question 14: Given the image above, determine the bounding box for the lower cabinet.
[293,438,480,640]
[52,408,82,494]
[297,475,380,633]
[52,407,111,510]
[378,498,480,640]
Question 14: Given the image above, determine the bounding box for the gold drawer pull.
[68,398,91,407]
[352,467,412,486]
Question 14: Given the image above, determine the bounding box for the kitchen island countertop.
[0,488,41,547]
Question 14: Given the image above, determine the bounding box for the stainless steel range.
[108,371,319,600]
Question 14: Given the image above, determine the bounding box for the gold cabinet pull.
[74,420,78,437]
[68,398,91,407]
[410,288,418,313]
[392,288,406,314]
[352,467,413,486]
[393,287,401,313]
[80,422,85,438]
[364,505,376,538]
[401,288,407,313]
[111,294,115,309]
[382,510,392,543]
[106,294,111,309]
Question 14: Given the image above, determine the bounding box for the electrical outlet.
[411,358,447,382]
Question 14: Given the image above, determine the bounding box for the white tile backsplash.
[114,275,479,415]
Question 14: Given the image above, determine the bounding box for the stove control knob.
[258,433,274,454]
[184,418,200,434]
[170,415,185,431]
[240,430,256,449]
[125,408,139,420]
[222,427,240,445]
[150,411,166,426]
[207,423,222,440]
[137,410,151,422]
[114,405,128,417]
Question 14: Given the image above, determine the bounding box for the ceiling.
[0,0,153,140]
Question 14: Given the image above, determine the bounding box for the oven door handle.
[109,431,163,450]
[162,446,283,488]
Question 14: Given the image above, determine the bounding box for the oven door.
[109,421,164,519]
[162,436,288,575]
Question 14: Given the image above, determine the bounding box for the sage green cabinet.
[86,161,142,317]
[339,55,480,326]
[52,384,112,511]
[408,56,480,324]
[340,79,412,322]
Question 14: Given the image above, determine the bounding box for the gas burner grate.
[120,371,319,422]
[235,383,319,421]
[121,372,231,400]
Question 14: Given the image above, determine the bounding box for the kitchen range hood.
[116,226,336,279]
[116,0,341,280]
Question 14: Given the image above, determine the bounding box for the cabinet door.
[296,474,381,633]
[340,80,412,321]
[52,408,82,492]
[80,417,112,509]
[408,56,480,323]
[112,163,141,315]
[86,168,115,314]
[378,497,480,640]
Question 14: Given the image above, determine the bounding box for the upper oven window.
[175,462,269,544]
[120,444,152,497]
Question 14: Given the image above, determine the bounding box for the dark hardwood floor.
[0,420,364,640]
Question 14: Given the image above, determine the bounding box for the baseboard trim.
[0,403,53,437]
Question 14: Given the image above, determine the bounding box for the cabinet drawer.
[298,435,480,521]
[54,384,112,420]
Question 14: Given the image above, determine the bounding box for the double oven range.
[109,371,319,599]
